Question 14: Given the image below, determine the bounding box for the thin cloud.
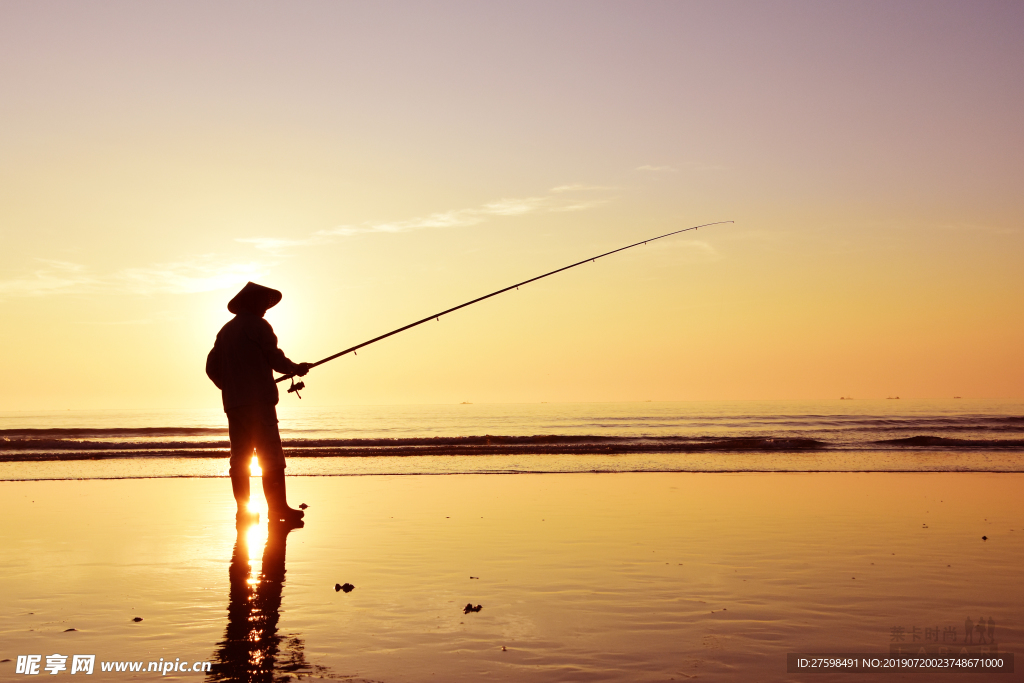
[235,239,327,252]
[35,259,88,273]
[316,207,491,240]
[641,239,721,262]
[635,165,678,173]
[675,239,719,257]
[550,199,610,212]
[115,256,270,294]
[0,256,270,298]
[0,259,99,296]
[76,310,183,326]
[549,184,617,193]
[244,188,612,253]
[235,236,331,255]
[318,196,549,239]
[481,197,546,216]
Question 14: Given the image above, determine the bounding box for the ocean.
[1,398,1021,480]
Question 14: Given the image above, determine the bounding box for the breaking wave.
[2,433,1023,462]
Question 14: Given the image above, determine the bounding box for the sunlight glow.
[245,518,268,565]
[245,453,268,523]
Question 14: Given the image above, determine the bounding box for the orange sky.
[0,1,1021,410]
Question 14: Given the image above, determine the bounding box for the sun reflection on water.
[246,454,268,522]
[245,519,268,568]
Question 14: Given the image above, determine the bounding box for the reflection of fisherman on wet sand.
[208,519,333,682]
[207,282,310,523]
[976,618,988,644]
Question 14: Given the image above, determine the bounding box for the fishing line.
[278,220,732,390]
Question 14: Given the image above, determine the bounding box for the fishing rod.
[276,220,733,392]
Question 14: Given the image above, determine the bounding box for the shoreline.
[2,451,1024,482]
[5,468,1024,479]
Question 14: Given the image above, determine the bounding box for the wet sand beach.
[1,472,1021,681]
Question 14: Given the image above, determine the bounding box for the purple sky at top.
[3,0,1021,209]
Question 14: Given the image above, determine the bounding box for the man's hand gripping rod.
[276,220,733,387]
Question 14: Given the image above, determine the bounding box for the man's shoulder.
[216,314,273,342]
[237,315,277,344]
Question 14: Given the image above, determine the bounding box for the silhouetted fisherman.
[206,282,310,523]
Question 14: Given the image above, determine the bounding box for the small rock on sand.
[335,583,355,593]
[982,536,987,541]
[64,628,77,632]
[299,503,308,510]
[132,617,143,622]
[463,603,483,614]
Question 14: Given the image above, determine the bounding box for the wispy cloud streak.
[0,256,269,298]
[549,184,617,193]
[551,200,609,212]
[236,236,331,251]
[635,162,726,173]
[240,186,614,253]
[115,256,270,294]
[0,260,100,296]
[316,196,548,240]
[632,239,721,263]
[1,184,614,297]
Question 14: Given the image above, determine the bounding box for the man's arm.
[205,347,224,389]
[252,319,311,377]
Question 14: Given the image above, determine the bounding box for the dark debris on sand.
[463,604,483,614]
[335,583,355,593]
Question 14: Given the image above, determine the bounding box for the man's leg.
[262,467,303,522]
[230,461,251,513]
[227,407,258,521]
[253,405,304,522]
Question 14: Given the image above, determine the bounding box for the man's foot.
[269,517,305,531]
[268,506,304,523]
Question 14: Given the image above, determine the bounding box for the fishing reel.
[287,377,305,399]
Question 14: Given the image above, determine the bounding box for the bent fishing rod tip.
[275,219,734,392]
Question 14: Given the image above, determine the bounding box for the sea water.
[0,399,1021,480]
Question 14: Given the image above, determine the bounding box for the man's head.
[227,282,283,316]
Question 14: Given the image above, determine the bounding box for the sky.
[0,0,1021,411]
